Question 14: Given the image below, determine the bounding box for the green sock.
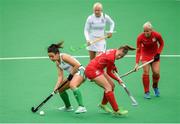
[72,88,84,106]
[59,91,71,108]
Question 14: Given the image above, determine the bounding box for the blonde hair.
[93,2,103,10]
[143,21,153,29]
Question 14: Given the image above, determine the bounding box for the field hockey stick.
[88,35,109,45]
[70,35,109,52]
[31,80,68,113]
[115,72,138,106]
[120,59,154,78]
[105,31,117,33]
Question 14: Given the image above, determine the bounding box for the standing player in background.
[47,42,87,114]
[134,22,164,99]
[84,2,115,60]
[85,45,136,115]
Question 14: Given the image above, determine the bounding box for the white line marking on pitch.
[0,55,180,60]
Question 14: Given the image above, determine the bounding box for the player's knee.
[143,71,149,75]
[111,84,115,91]
[104,85,113,92]
[69,83,76,89]
[153,73,160,78]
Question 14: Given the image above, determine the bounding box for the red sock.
[101,92,108,105]
[142,74,150,93]
[152,74,160,88]
[105,91,119,112]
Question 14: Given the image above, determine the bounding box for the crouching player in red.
[134,22,164,99]
[85,45,135,116]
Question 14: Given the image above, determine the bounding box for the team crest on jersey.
[95,70,100,75]
[101,18,105,23]
[142,44,144,47]
[152,37,157,42]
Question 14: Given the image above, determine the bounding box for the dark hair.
[118,45,136,55]
[47,41,64,54]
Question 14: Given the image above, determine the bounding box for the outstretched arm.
[54,62,64,92]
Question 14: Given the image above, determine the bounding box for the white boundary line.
[0,55,180,60]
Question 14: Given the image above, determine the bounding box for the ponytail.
[118,45,136,55]
[47,41,64,54]
[55,41,64,49]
